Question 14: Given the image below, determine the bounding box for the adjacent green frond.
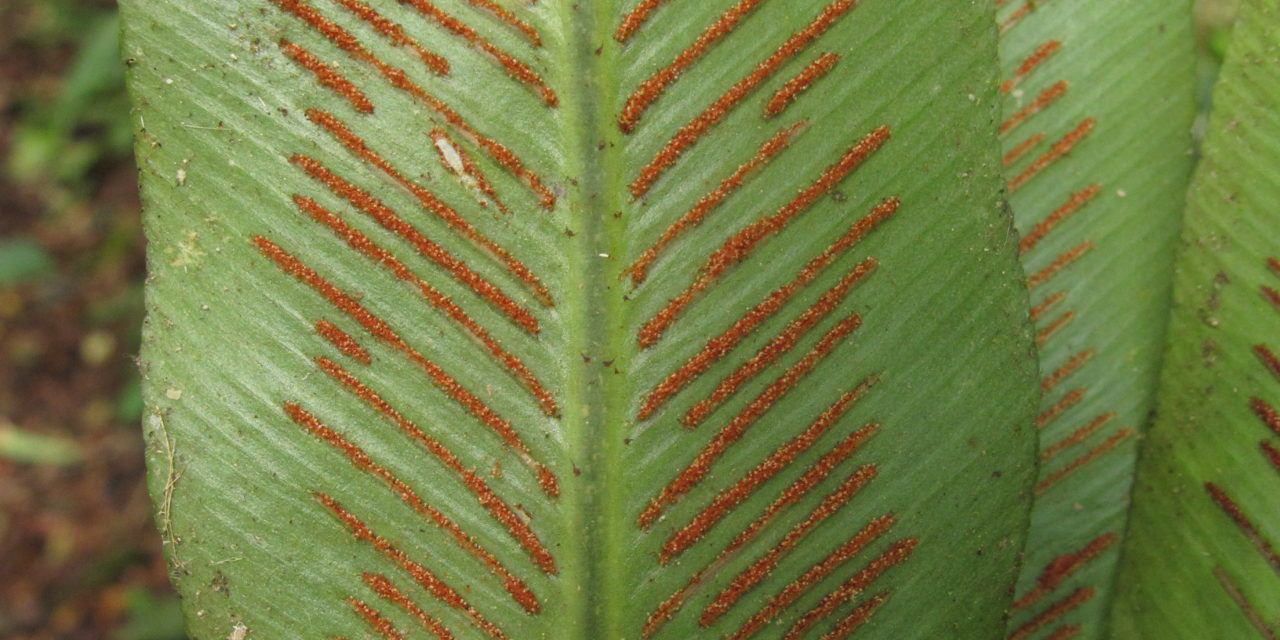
[994,1,1197,638]
[1111,2,1280,638]
[124,0,1039,638]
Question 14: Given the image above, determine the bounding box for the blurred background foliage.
[0,0,177,638]
[0,0,1242,638]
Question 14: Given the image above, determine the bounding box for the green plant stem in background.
[0,423,81,466]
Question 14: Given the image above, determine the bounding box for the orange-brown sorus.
[293,195,557,416]
[253,237,560,497]
[638,312,864,528]
[635,199,891,420]
[637,127,890,348]
[279,39,375,113]
[315,492,510,639]
[314,356,558,574]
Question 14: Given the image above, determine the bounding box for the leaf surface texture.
[124,0,1039,637]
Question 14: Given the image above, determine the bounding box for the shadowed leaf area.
[1113,1,1280,638]
[994,1,1196,638]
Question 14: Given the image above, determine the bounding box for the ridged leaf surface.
[124,0,1039,638]
[994,1,1196,638]
[1112,1,1280,637]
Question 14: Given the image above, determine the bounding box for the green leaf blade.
[125,1,1041,638]
[996,1,1197,637]
[1112,1,1280,637]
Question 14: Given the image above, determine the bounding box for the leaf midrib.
[551,3,632,637]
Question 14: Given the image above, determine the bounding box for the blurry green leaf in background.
[7,8,131,193]
[0,239,54,285]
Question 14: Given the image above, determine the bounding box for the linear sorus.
[315,319,372,364]
[701,467,880,627]
[1029,291,1067,322]
[637,126,890,347]
[1001,81,1068,135]
[1027,241,1094,290]
[662,392,876,562]
[363,573,456,640]
[1000,40,1061,94]
[270,0,372,56]
[332,0,449,75]
[1036,388,1085,429]
[293,196,558,417]
[638,312,863,528]
[635,200,892,421]
[1205,482,1280,575]
[462,0,542,46]
[1041,413,1116,460]
[396,0,557,106]
[267,0,556,207]
[643,414,881,638]
[304,110,549,304]
[1035,310,1075,346]
[815,593,887,640]
[998,0,1056,34]
[629,0,861,197]
[644,578,702,638]
[348,596,407,639]
[315,356,558,574]
[1035,428,1135,495]
[1012,533,1119,611]
[253,237,560,497]
[618,0,770,134]
[1009,587,1094,640]
[1008,118,1097,192]
[1002,132,1044,166]
[682,265,872,428]
[1043,626,1083,640]
[1251,397,1280,436]
[615,0,672,43]
[1019,184,1101,254]
[314,493,510,639]
[1211,567,1277,640]
[765,52,841,117]
[289,155,542,332]
[1254,344,1280,380]
[782,539,917,639]
[627,120,806,286]
[721,420,877,566]
[430,128,510,214]
[278,39,374,113]
[1260,441,1280,475]
[1262,284,1280,313]
[1041,349,1095,393]
[284,403,542,612]
[723,514,895,638]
